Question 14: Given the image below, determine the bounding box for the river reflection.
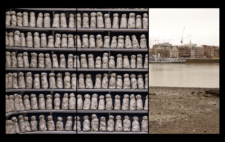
[149,63,219,88]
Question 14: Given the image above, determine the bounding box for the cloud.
[185,34,193,39]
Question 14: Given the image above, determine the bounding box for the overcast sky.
[149,8,219,48]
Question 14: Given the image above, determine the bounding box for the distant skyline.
[149,8,219,48]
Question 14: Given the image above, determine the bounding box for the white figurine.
[73,116,81,131]
[99,117,106,131]
[132,116,140,132]
[30,116,37,131]
[144,95,148,110]
[44,13,50,28]
[9,95,15,111]
[89,35,95,48]
[136,95,143,110]
[117,35,124,48]
[59,54,66,68]
[69,14,75,28]
[8,32,14,46]
[14,94,19,111]
[78,74,85,89]
[47,115,55,131]
[56,73,63,88]
[49,73,56,89]
[11,11,17,26]
[8,73,13,89]
[91,114,99,131]
[11,52,17,68]
[18,95,25,111]
[132,35,139,49]
[120,14,127,28]
[94,74,102,89]
[41,72,48,89]
[130,55,136,69]
[83,115,90,131]
[14,30,21,46]
[109,73,116,89]
[102,73,109,89]
[64,72,71,89]
[90,12,96,28]
[61,34,67,48]
[130,74,137,89]
[83,94,91,110]
[20,33,26,47]
[6,51,11,68]
[74,55,80,68]
[143,13,148,29]
[91,93,98,110]
[144,54,148,69]
[23,12,29,27]
[18,72,25,89]
[102,53,108,68]
[39,94,45,110]
[116,75,123,89]
[107,115,114,131]
[122,94,129,110]
[109,56,115,68]
[137,74,144,89]
[11,117,20,134]
[23,95,31,110]
[137,54,143,68]
[68,34,74,48]
[80,54,88,68]
[41,33,47,48]
[30,53,37,68]
[104,14,111,28]
[30,94,38,110]
[123,55,130,68]
[115,115,122,132]
[76,13,81,28]
[110,36,117,48]
[106,94,113,110]
[30,12,36,27]
[6,120,13,134]
[23,52,29,68]
[18,115,26,133]
[24,116,31,132]
[6,32,9,46]
[123,74,131,89]
[85,74,93,89]
[98,95,105,110]
[145,74,148,89]
[6,74,8,89]
[103,36,110,48]
[46,94,52,110]
[52,13,60,28]
[130,94,136,110]
[67,54,73,68]
[82,13,89,28]
[62,93,69,110]
[71,73,77,89]
[52,54,59,68]
[116,54,122,68]
[95,56,101,68]
[96,34,103,48]
[69,93,76,110]
[97,12,104,28]
[140,34,147,49]
[39,115,47,131]
[17,53,23,68]
[6,11,11,26]
[26,32,33,47]
[54,93,60,110]
[65,116,73,131]
[77,94,83,110]
[37,13,43,28]
[5,95,9,112]
[34,32,40,48]
[141,116,148,132]
[136,15,142,29]
[45,53,52,68]
[114,95,121,110]
[128,13,135,29]
[88,54,94,68]
[55,33,61,48]
[47,35,54,48]
[112,13,119,29]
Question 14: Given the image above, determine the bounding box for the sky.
[149,8,219,48]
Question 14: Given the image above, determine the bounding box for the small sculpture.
[30,53,37,68]
[6,11,11,26]
[109,73,116,89]
[140,34,147,49]
[137,74,144,89]
[128,13,135,29]
[95,56,101,68]
[73,116,81,131]
[116,54,122,68]
[64,72,71,89]
[34,32,40,48]
[11,11,17,26]
[74,55,80,68]
[30,116,37,131]
[68,34,74,48]
[56,73,63,88]
[110,36,117,48]
[136,15,142,29]
[71,73,77,89]
[117,35,124,48]
[98,95,105,110]
[89,35,95,48]
[83,94,91,110]
[76,13,81,28]
[39,115,47,131]
[5,74,8,89]
[52,13,60,28]
[65,116,73,131]
[52,54,59,68]
[11,117,20,134]
[23,95,31,110]
[115,115,122,132]
[24,116,31,132]
[104,14,111,28]
[103,36,110,48]
[136,95,143,110]
[44,13,50,28]
[20,33,26,47]
[144,95,148,110]
[55,33,61,48]
[112,13,119,29]
[130,55,136,69]
[18,115,26,133]
[8,73,13,89]
[116,75,123,89]
[77,94,83,110]
[107,115,114,131]
[59,54,66,68]
[91,93,98,110]
[54,93,60,110]
[47,35,54,48]
[23,12,29,27]
[6,120,13,134]
[123,74,131,89]
[96,34,103,48]
[37,13,43,28]
[94,74,102,89]
[102,53,108,68]
[18,95,25,111]
[8,32,14,47]
[114,95,121,110]
[14,30,21,46]
[83,115,90,131]
[102,73,109,89]
[6,32,9,46]
[26,32,33,47]
[85,74,93,89]
[122,94,129,110]
[82,13,89,28]
[143,13,148,29]
[80,54,88,68]
[14,94,19,111]
[69,93,76,110]
[145,74,148,89]
[23,52,29,68]
[141,116,148,132]
[69,14,75,28]
[120,14,127,28]
[132,35,139,49]
[99,117,106,131]
[18,72,25,89]
[130,74,137,89]
[109,56,115,68]
[61,34,67,48]
[130,94,136,110]
[9,95,15,111]
[137,54,143,69]
[49,73,56,89]
[6,51,11,68]
[88,54,94,68]
[123,55,130,68]
[90,12,96,28]
[17,53,23,68]
[144,54,148,69]
[97,12,104,28]
[46,94,52,110]
[39,94,45,110]
[41,33,47,48]
[41,72,48,89]
[44,53,52,68]
[106,94,113,110]
[30,12,36,27]
[132,116,140,132]
[62,93,69,110]
[47,115,55,131]
[30,94,38,110]
[78,74,85,89]
[11,52,17,68]
[91,114,99,131]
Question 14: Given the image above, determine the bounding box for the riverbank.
[186,59,219,63]
[149,86,219,134]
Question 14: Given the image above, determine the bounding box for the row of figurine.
[6,11,148,29]
[79,8,148,9]
[6,93,148,113]
[5,114,148,134]
[6,72,148,89]
[6,51,148,69]
[6,31,148,49]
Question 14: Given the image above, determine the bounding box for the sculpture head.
[132,35,137,39]
[52,54,57,58]
[6,11,10,15]
[104,36,109,39]
[84,94,90,99]
[65,72,70,76]
[80,54,86,58]
[122,14,127,18]
[17,53,22,58]
[77,94,82,98]
[67,116,72,121]
[136,94,141,99]
[112,36,117,40]
[99,95,104,99]
[47,115,53,121]
[83,13,88,17]
[118,35,124,39]
[23,95,29,99]
[11,117,18,122]
[109,115,114,120]
[145,74,148,78]
[86,74,91,78]
[6,51,10,56]
[123,55,128,59]
[110,73,116,77]
[18,72,24,77]
[31,94,37,98]
[106,94,111,98]
[55,33,61,38]
[71,73,76,78]
[13,93,18,98]
[18,115,24,120]
[79,74,84,78]
[100,117,105,121]
[48,35,53,39]
[137,74,143,78]
[129,13,135,17]
[27,32,32,36]
[117,54,122,58]
[54,93,60,98]
[60,54,65,58]
[24,116,29,121]
[44,13,50,17]
[69,13,74,17]
[18,95,22,99]
[57,117,62,121]
[103,73,108,77]
[96,56,101,61]
[96,34,102,39]
[39,115,45,120]
[96,12,102,16]
[9,95,14,100]
[130,74,136,78]
[143,116,148,120]
[30,12,35,16]
[62,34,67,38]
[46,94,52,99]
[70,93,75,97]
[103,52,108,57]
[76,13,81,17]
[31,52,37,57]
[63,93,68,98]
[12,73,17,78]
[109,56,114,60]
[23,52,28,56]
[124,74,129,78]
[137,54,142,58]
[14,30,20,35]
[38,12,43,17]
[140,34,146,39]
[116,115,121,120]
[92,93,98,98]
[117,75,122,79]
[11,11,16,15]
[91,12,96,17]
[130,94,135,99]
[83,115,89,120]
[8,73,12,77]
[133,116,138,121]
[39,94,44,98]
[145,54,148,58]
[91,114,97,119]
[113,13,118,17]
[115,95,120,99]
[34,74,39,78]
[88,54,93,58]
[96,74,102,78]
[143,13,148,18]
[41,33,46,37]
[68,34,73,38]
[5,95,8,100]
[20,33,25,37]
[31,116,36,121]
[39,53,44,58]
[44,53,50,58]
[136,15,141,18]
[124,94,129,98]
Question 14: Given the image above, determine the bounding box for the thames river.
[149,63,219,88]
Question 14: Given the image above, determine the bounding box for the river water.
[149,63,219,88]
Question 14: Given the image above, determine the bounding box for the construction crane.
[181,27,185,52]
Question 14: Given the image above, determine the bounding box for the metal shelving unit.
[19,131,148,134]
[6,89,148,92]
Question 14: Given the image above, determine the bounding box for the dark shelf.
[19,131,147,134]
[5,89,148,92]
